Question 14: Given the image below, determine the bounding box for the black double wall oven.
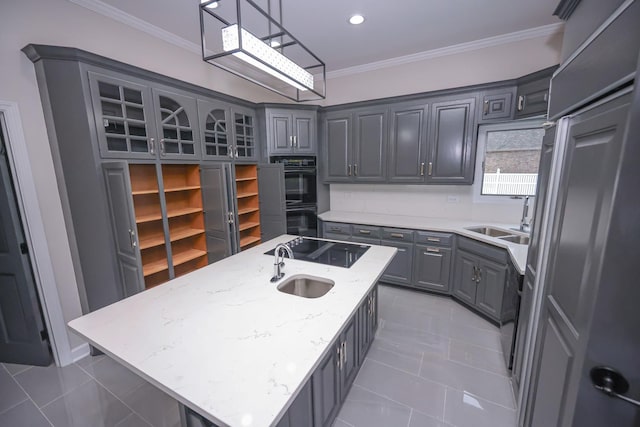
[271,156,318,237]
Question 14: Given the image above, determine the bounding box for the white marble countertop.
[68,235,396,427]
[318,211,529,274]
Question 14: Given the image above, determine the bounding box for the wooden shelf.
[136,213,163,224]
[164,185,201,193]
[236,192,259,199]
[166,207,203,219]
[235,176,257,182]
[139,234,165,250]
[170,227,204,242]
[173,249,207,266]
[143,259,169,276]
[132,189,159,196]
[238,222,260,232]
[239,235,261,248]
[238,207,260,215]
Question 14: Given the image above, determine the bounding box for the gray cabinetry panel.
[414,231,453,247]
[102,162,144,297]
[388,104,428,183]
[352,225,381,239]
[475,258,507,318]
[452,249,478,305]
[381,227,413,242]
[341,317,359,397]
[312,343,341,427]
[200,164,234,263]
[380,240,413,285]
[258,164,286,241]
[479,88,515,122]
[230,105,258,161]
[269,111,292,154]
[413,245,451,293]
[198,98,232,160]
[293,112,316,154]
[515,78,550,119]
[325,113,351,181]
[275,380,313,427]
[152,88,200,160]
[89,72,156,159]
[322,221,352,237]
[266,109,316,156]
[353,108,387,181]
[427,98,476,184]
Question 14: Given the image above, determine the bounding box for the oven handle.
[284,168,317,174]
[286,207,318,213]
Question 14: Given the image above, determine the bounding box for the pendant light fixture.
[200,0,326,101]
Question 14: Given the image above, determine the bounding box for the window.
[477,121,545,196]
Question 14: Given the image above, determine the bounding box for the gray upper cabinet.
[231,105,258,161]
[89,72,156,159]
[352,108,387,182]
[324,112,352,182]
[426,97,476,184]
[152,88,200,160]
[388,103,428,183]
[479,88,516,122]
[266,108,317,156]
[515,77,550,118]
[324,108,387,182]
[198,98,232,160]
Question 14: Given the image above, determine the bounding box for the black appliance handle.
[286,207,318,213]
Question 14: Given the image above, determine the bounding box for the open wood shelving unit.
[129,164,169,289]
[235,164,262,250]
[162,164,207,277]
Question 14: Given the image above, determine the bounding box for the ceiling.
[94,0,562,72]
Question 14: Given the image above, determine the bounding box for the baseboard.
[70,343,90,363]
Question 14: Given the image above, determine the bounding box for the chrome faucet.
[271,243,294,282]
[520,196,531,233]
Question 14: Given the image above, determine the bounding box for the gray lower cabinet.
[452,237,508,321]
[266,108,317,156]
[413,245,452,293]
[257,164,287,241]
[201,164,235,264]
[380,240,413,285]
[426,97,476,184]
[275,380,314,427]
[322,222,352,239]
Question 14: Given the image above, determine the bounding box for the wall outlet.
[447,195,459,203]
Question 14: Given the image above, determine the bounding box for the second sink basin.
[277,275,335,299]
[465,226,513,237]
[499,235,530,245]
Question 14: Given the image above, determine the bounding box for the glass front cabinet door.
[152,89,200,160]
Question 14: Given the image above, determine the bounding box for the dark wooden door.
[0,123,51,366]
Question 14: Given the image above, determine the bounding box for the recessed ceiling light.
[200,0,219,9]
[349,14,365,25]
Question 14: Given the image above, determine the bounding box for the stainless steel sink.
[276,275,335,298]
[465,226,513,238]
[498,235,530,245]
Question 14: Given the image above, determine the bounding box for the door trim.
[0,101,75,366]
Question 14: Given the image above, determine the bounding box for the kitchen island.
[68,235,397,427]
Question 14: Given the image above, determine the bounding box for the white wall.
[321,32,564,106]
[326,33,561,222]
[0,0,282,357]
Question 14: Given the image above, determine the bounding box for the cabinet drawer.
[323,232,351,242]
[457,236,508,264]
[414,231,453,247]
[352,225,381,239]
[323,222,352,237]
[381,227,414,242]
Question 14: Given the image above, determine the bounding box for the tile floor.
[0,284,516,427]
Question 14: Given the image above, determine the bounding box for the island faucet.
[271,243,294,282]
[520,196,531,233]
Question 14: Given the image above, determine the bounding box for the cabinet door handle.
[289,136,293,147]
[372,295,375,318]
[476,269,482,283]
[331,226,341,232]
[293,136,297,147]
[160,139,166,156]
[426,237,440,242]
[149,138,155,155]
[390,233,404,239]
[235,147,239,158]
[228,148,234,158]
[358,229,371,235]
[342,341,347,367]
[420,162,425,176]
[472,266,477,282]
[354,164,358,176]
[336,346,342,370]
[227,212,234,224]
[428,162,433,176]
[426,247,440,253]
[128,229,137,249]
[517,95,525,111]
[483,100,489,115]
[348,164,352,176]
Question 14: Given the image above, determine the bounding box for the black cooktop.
[264,237,370,268]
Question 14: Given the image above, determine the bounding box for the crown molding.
[326,22,565,80]
[67,0,202,54]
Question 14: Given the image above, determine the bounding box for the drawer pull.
[331,227,341,231]
[359,229,371,235]
[427,237,441,242]
[390,233,404,239]
[426,247,440,253]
